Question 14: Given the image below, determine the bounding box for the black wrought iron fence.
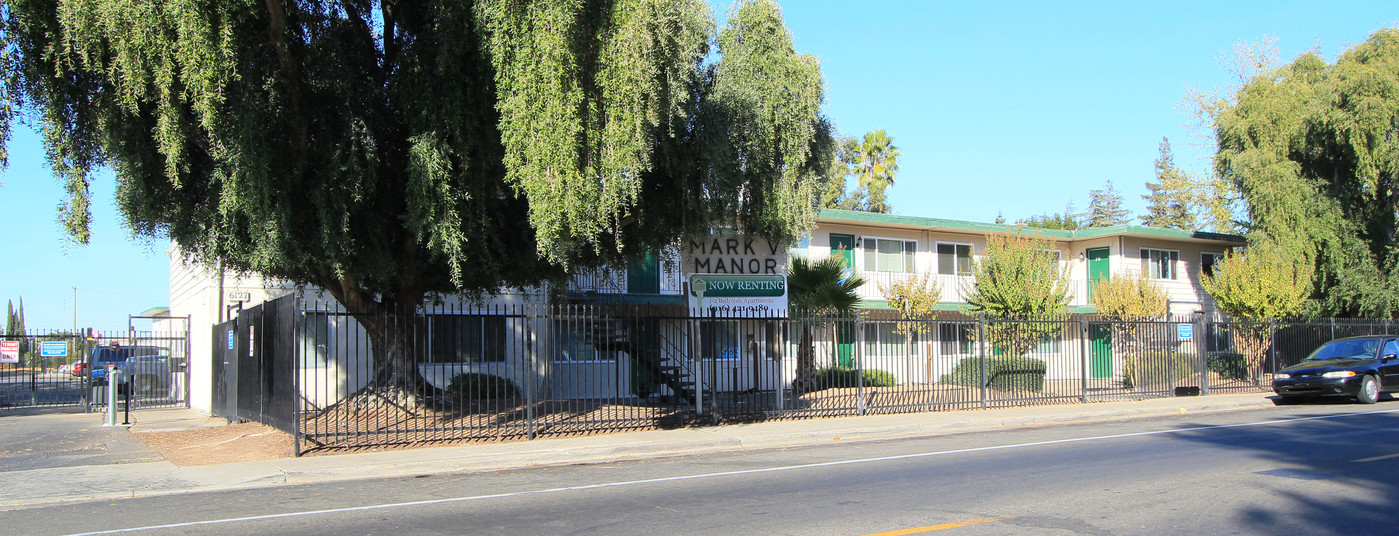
[1,329,189,411]
[213,295,1399,455]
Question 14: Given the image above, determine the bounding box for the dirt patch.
[133,422,294,466]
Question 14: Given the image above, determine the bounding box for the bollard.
[105,368,121,426]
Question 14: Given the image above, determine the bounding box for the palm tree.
[854,130,900,214]
[788,255,864,393]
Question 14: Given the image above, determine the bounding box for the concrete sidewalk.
[1,393,1276,508]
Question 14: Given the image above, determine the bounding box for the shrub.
[812,367,897,391]
[1123,351,1197,388]
[1207,352,1249,382]
[940,356,1047,392]
[447,373,520,400]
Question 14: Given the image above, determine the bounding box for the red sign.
[0,340,19,364]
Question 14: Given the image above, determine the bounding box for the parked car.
[71,345,172,388]
[1272,336,1399,404]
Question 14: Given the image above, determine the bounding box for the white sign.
[0,341,18,364]
[687,274,788,317]
[227,290,252,302]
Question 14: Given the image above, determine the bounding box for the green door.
[1086,247,1110,300]
[829,234,857,366]
[627,251,659,294]
[1090,323,1113,379]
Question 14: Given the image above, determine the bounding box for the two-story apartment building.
[169,209,1244,413]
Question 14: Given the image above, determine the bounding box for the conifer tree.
[1141,138,1198,230]
[1085,180,1131,228]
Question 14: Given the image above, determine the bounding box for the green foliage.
[940,356,1047,392]
[0,0,833,398]
[1090,272,1167,318]
[1212,28,1399,316]
[879,271,941,333]
[1019,212,1081,230]
[811,366,896,390]
[1140,138,1199,231]
[854,130,900,214]
[1200,244,1309,320]
[788,255,864,316]
[446,373,520,401]
[1207,352,1249,382]
[821,130,899,213]
[964,232,1070,356]
[1122,351,1197,389]
[1085,180,1131,228]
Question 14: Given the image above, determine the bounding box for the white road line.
[68,408,1399,536]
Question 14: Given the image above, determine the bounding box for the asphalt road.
[9,401,1399,536]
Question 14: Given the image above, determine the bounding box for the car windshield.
[1305,339,1381,361]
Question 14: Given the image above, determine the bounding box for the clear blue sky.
[1,1,1395,331]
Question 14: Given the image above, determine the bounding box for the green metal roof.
[817,209,1244,245]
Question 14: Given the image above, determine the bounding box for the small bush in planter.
[940,356,1047,392]
[447,373,521,400]
[811,367,897,391]
[1123,351,1198,388]
[1207,352,1248,382]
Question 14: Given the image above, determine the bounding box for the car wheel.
[1357,375,1380,404]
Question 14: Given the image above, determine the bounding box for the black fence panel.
[208,292,1399,455]
[2,329,189,412]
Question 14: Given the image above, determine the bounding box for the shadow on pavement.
[0,409,162,472]
[1173,397,1399,535]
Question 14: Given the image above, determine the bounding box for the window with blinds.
[863,238,916,272]
[936,243,973,275]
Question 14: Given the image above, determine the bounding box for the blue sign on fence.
[1177,323,1193,340]
[227,330,235,350]
[39,341,67,357]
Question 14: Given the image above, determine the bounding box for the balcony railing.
[856,270,1091,307]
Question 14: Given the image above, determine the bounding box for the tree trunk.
[325,280,448,412]
[794,324,817,394]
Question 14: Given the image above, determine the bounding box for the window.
[939,323,975,355]
[865,323,917,356]
[1033,336,1062,355]
[1141,248,1179,280]
[553,320,611,363]
[298,314,330,369]
[790,234,811,259]
[937,243,973,275]
[701,320,740,360]
[1201,252,1224,278]
[1384,340,1399,358]
[864,238,916,272]
[419,315,507,363]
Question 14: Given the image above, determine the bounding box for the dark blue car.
[1272,336,1399,404]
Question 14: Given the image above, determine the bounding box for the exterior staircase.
[557,272,704,404]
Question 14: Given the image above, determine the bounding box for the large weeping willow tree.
[0,0,834,407]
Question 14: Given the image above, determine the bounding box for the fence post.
[977,313,987,410]
[1197,314,1210,396]
[856,316,866,416]
[1079,314,1089,403]
[1270,318,1279,383]
[525,304,537,440]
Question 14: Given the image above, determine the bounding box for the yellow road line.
[861,516,1007,536]
[1353,452,1399,463]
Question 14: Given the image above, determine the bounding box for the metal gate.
[0,328,190,412]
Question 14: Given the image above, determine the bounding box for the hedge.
[1207,352,1249,382]
[447,373,521,400]
[940,356,1047,392]
[811,367,897,391]
[1122,351,1197,388]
